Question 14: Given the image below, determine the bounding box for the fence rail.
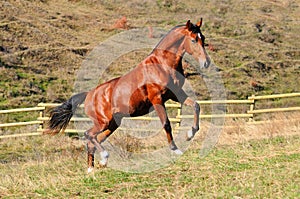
[1,92,299,139]
[0,107,45,114]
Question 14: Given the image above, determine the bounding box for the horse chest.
[169,70,185,88]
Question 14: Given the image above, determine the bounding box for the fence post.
[37,104,46,133]
[176,104,182,129]
[248,94,255,122]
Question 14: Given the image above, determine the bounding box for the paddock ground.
[0,116,299,198]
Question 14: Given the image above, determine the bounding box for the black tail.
[44,92,88,135]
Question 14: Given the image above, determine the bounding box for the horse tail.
[44,92,88,135]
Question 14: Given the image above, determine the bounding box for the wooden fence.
[0,93,299,139]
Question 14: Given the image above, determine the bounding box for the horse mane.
[151,25,185,53]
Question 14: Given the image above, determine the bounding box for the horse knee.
[194,102,200,113]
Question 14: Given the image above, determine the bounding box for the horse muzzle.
[199,58,211,69]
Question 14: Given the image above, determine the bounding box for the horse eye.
[191,39,196,43]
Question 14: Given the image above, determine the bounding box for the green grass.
[0,134,299,198]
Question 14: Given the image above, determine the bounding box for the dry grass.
[1,0,300,108]
[0,112,299,198]
[215,112,300,145]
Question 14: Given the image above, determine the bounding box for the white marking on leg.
[87,167,93,173]
[99,150,109,166]
[173,149,183,155]
[187,129,194,140]
[99,158,108,166]
[100,150,109,159]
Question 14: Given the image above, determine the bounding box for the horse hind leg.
[84,128,108,173]
[96,129,111,166]
[86,140,96,173]
[96,118,120,166]
[97,114,122,166]
[84,117,120,172]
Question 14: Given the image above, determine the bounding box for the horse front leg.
[153,103,183,155]
[184,97,200,141]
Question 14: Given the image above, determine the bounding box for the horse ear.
[186,20,193,31]
[196,18,203,28]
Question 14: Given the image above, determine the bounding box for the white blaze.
[197,33,201,39]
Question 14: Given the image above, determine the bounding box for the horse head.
[182,19,211,69]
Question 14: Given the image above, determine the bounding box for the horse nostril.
[204,60,210,68]
[199,58,211,69]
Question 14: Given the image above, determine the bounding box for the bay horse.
[45,19,211,173]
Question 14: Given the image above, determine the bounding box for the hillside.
[0,0,299,108]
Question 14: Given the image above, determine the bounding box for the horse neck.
[152,27,186,70]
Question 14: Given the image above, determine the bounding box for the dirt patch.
[0,0,300,108]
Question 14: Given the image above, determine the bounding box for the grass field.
[0,116,299,198]
[1,0,300,198]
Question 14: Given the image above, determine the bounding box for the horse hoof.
[187,129,194,140]
[173,149,183,155]
[99,158,108,166]
[87,167,93,173]
[99,150,109,166]
[100,151,109,159]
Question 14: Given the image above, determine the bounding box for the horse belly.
[129,100,153,117]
